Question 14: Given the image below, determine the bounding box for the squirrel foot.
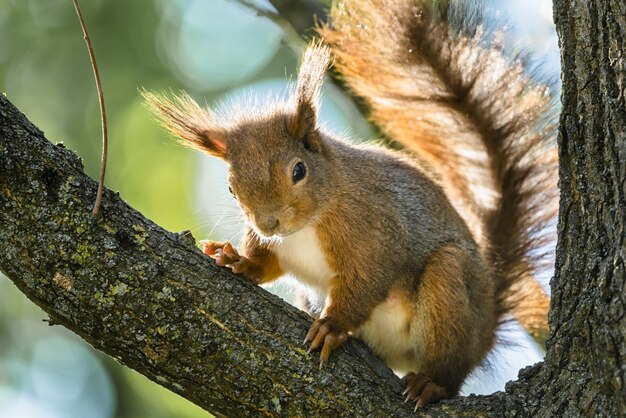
[402,372,448,410]
[201,240,261,284]
[305,317,348,368]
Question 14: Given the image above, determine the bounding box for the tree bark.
[520,1,626,416]
[0,0,625,416]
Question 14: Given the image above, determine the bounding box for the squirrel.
[143,0,558,408]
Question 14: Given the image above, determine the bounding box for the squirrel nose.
[257,215,279,235]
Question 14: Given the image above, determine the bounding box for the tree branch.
[268,0,327,34]
[0,95,522,416]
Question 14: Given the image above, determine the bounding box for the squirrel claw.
[201,240,241,266]
[402,372,448,409]
[305,317,348,367]
[201,240,260,284]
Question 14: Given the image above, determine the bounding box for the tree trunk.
[0,0,624,416]
[520,1,626,416]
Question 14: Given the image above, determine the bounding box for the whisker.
[207,212,228,237]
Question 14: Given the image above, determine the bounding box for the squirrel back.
[319,0,558,346]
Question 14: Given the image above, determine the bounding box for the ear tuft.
[142,90,227,158]
[289,40,332,145]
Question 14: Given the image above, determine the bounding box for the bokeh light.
[156,0,282,91]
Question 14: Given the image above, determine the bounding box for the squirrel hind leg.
[407,244,497,404]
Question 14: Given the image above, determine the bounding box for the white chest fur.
[274,228,415,374]
[274,226,336,295]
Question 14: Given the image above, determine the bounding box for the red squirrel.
[144,0,557,408]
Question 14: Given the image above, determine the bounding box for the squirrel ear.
[288,40,331,149]
[142,90,227,159]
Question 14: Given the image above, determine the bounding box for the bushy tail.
[319,0,558,347]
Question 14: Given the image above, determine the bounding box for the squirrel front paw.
[402,372,448,410]
[305,317,348,368]
[201,240,261,284]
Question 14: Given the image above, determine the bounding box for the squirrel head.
[144,41,335,238]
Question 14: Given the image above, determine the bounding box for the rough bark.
[520,1,626,416]
[0,0,625,416]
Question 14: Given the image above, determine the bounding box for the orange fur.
[411,245,496,394]
[145,0,558,406]
[240,229,284,284]
[319,0,557,346]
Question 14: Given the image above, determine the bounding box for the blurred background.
[0,1,559,417]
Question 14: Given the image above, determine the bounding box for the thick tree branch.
[0,95,521,416]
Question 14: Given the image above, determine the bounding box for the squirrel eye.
[292,161,306,184]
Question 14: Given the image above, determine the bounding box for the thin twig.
[234,0,307,54]
[72,0,108,216]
